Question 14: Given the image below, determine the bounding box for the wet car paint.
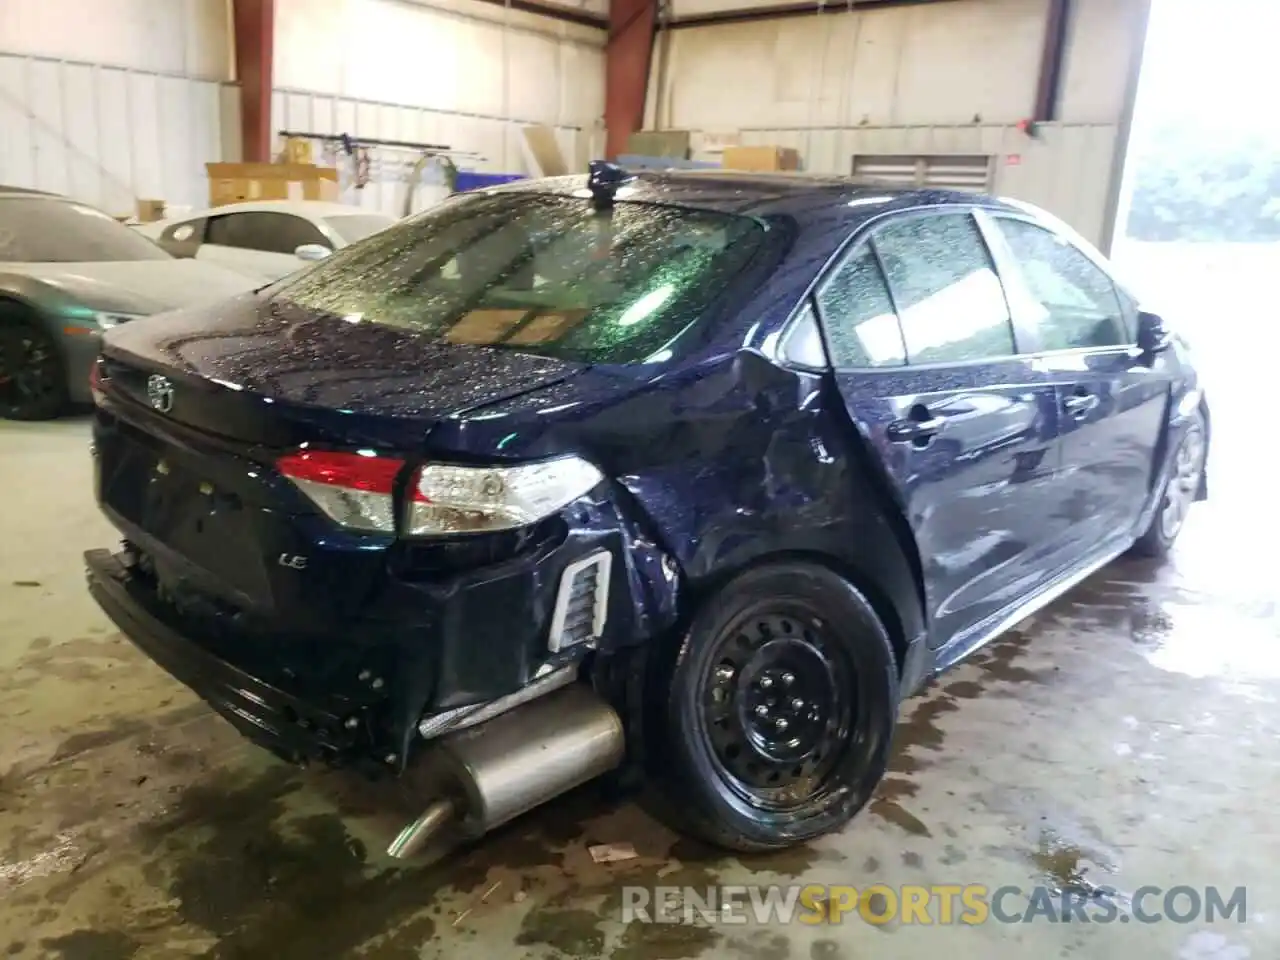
[86,171,1206,774]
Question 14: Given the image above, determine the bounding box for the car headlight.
[93,311,146,329]
[405,457,604,535]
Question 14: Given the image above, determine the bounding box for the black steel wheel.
[0,308,68,421]
[644,561,899,852]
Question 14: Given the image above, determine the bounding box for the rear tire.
[1131,411,1207,559]
[642,562,898,852]
[0,306,68,421]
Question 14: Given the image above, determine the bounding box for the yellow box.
[721,145,801,172]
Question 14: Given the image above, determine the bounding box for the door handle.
[1063,394,1099,418]
[886,415,946,444]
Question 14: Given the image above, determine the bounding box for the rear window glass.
[0,197,171,263]
[269,193,774,364]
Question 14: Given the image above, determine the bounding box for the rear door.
[817,209,1064,650]
[984,213,1168,559]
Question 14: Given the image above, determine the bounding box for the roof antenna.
[587,160,635,211]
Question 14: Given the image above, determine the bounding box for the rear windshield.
[0,197,171,263]
[269,192,774,363]
[324,213,395,244]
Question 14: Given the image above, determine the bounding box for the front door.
[201,212,330,282]
[817,211,1063,650]
[985,214,1168,559]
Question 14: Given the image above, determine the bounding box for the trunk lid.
[99,292,588,448]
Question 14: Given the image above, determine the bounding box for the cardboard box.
[205,162,339,206]
[280,137,314,165]
[626,130,692,160]
[521,125,569,177]
[721,145,801,172]
[135,199,166,222]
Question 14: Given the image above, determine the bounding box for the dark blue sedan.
[84,165,1209,854]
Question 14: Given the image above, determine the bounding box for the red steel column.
[232,0,276,162]
[605,0,657,160]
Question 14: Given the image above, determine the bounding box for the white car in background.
[136,201,397,283]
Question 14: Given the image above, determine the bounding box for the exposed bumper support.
[85,547,378,770]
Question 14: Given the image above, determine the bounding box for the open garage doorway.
[1114,0,1279,498]
[1115,0,1280,345]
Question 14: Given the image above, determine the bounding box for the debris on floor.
[588,842,638,863]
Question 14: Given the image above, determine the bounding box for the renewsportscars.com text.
[620,884,1247,926]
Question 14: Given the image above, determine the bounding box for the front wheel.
[0,308,68,421]
[1132,411,1207,559]
[643,562,899,852]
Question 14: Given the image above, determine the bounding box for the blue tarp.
[454,172,526,192]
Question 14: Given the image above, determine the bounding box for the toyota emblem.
[146,374,175,413]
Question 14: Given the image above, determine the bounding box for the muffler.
[386,683,625,859]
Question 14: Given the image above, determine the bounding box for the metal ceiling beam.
[231,0,276,162]
[666,0,960,30]
[605,0,658,159]
[1033,0,1073,122]
[466,0,608,28]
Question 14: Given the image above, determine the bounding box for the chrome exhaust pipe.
[387,683,625,859]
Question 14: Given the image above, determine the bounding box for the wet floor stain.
[608,919,721,960]
[868,777,930,838]
[1029,827,1118,899]
[725,932,791,960]
[49,719,151,764]
[972,630,1048,685]
[887,694,960,776]
[516,907,609,957]
[40,930,140,960]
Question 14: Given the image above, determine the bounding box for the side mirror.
[1136,310,1172,355]
[295,243,331,262]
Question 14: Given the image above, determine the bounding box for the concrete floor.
[1,382,1273,960]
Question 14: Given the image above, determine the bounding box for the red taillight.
[276,450,408,533]
[276,450,405,493]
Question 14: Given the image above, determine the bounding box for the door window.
[816,244,906,368]
[872,213,1017,365]
[206,212,330,255]
[994,217,1127,350]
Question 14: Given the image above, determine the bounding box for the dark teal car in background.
[83,166,1209,855]
[0,186,252,420]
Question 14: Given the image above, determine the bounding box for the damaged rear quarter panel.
[432,353,927,669]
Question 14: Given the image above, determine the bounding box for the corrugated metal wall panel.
[649,0,1141,130]
[0,53,229,215]
[729,123,1120,248]
[271,88,594,217]
[0,0,233,214]
[0,0,232,80]
[849,155,994,192]
[272,0,604,217]
[647,0,1148,249]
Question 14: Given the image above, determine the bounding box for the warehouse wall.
[0,0,234,216]
[646,0,1151,249]
[272,0,606,214]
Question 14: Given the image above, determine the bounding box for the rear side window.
[872,213,1016,365]
[993,217,1127,350]
[816,245,905,368]
[207,212,330,255]
[268,193,777,364]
